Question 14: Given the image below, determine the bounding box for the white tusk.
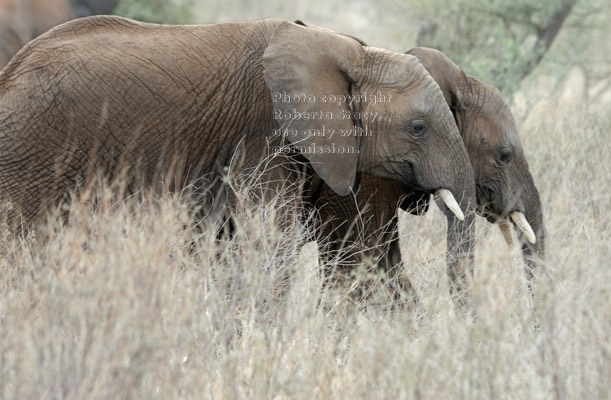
[510,211,536,244]
[498,219,514,247]
[435,189,464,221]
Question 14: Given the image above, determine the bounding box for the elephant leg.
[378,228,419,308]
[311,174,420,305]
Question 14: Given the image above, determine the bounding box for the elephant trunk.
[441,160,477,307]
[520,176,546,282]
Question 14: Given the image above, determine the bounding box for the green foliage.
[114,0,196,24]
[400,0,607,94]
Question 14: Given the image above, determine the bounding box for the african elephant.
[0,0,118,69]
[0,17,475,261]
[314,47,546,298]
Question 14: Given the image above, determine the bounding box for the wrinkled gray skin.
[315,47,546,300]
[0,17,475,259]
[0,0,118,69]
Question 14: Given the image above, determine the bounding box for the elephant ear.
[406,47,468,128]
[263,21,364,196]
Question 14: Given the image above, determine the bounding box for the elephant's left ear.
[263,21,365,196]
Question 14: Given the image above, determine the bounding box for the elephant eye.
[499,150,512,164]
[408,120,427,137]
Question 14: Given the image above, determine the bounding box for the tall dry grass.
[0,105,609,399]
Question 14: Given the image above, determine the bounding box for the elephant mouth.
[478,201,515,224]
[391,161,431,193]
[402,161,421,190]
[478,205,503,224]
[497,209,537,245]
[479,202,537,245]
[403,162,446,195]
[477,182,537,244]
[476,182,502,222]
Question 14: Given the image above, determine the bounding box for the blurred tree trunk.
[413,0,583,96]
[494,0,577,92]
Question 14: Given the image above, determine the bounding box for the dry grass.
[0,105,609,399]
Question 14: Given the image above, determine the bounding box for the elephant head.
[407,47,546,270]
[263,22,475,220]
[306,44,543,304]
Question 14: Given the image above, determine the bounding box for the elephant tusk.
[435,189,464,221]
[498,219,514,247]
[510,211,536,244]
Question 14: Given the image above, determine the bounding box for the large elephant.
[313,47,546,297]
[0,0,118,69]
[0,17,475,262]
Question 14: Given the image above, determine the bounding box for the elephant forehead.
[407,85,446,113]
[402,75,451,117]
[469,82,520,141]
[472,113,522,150]
[366,80,447,117]
[354,48,451,119]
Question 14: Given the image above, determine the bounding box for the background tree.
[114,0,194,24]
[403,0,608,95]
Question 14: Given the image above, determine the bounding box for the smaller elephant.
[313,47,546,299]
[0,0,118,69]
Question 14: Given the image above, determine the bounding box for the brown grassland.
[0,97,608,399]
[1,1,610,396]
